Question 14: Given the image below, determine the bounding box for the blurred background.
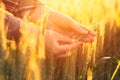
[46,0,120,80]
[0,0,120,80]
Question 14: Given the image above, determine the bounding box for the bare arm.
[26,5,96,42]
[4,14,83,58]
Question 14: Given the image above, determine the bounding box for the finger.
[55,41,83,56]
[55,54,70,59]
[74,26,89,35]
[80,35,94,42]
[89,30,96,36]
[75,23,96,36]
[79,25,96,37]
[54,31,76,44]
[74,23,90,35]
[54,41,83,58]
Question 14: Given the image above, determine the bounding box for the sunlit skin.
[2,0,96,58]
[45,30,83,58]
[28,5,96,42]
[4,13,84,58]
[23,4,96,58]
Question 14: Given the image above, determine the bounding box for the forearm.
[5,14,39,42]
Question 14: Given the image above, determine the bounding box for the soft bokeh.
[0,0,120,80]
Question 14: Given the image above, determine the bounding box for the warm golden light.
[0,0,119,80]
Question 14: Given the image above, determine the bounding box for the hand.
[46,9,96,42]
[25,5,96,43]
[45,30,83,58]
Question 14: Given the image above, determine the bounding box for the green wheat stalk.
[110,60,120,80]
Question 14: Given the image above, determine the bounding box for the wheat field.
[0,0,120,80]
